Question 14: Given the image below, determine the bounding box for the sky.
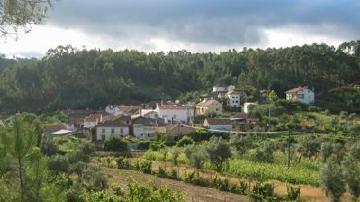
[1,0,360,58]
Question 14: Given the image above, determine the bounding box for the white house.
[226,91,244,108]
[203,118,232,132]
[105,105,141,116]
[95,119,130,141]
[243,102,257,114]
[286,86,315,105]
[155,104,194,124]
[132,117,166,138]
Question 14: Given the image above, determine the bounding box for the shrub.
[176,136,194,147]
[82,167,108,191]
[40,138,58,156]
[230,135,252,156]
[254,143,275,163]
[286,185,300,201]
[238,180,249,195]
[48,155,69,174]
[250,182,278,201]
[135,160,152,174]
[157,167,167,178]
[116,157,130,169]
[350,141,360,160]
[104,137,128,152]
[169,169,178,180]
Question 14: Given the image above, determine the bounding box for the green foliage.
[2,43,360,113]
[82,167,108,191]
[320,160,346,202]
[176,136,194,147]
[40,137,58,156]
[135,160,152,174]
[342,157,360,200]
[205,136,232,171]
[116,157,130,169]
[47,155,69,174]
[104,137,128,152]
[254,142,275,163]
[250,182,278,202]
[297,135,320,160]
[126,180,184,202]
[350,141,360,160]
[184,144,207,170]
[230,134,252,156]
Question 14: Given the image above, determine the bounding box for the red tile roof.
[196,99,221,107]
[286,87,305,94]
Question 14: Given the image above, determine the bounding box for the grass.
[223,158,319,186]
[143,149,320,186]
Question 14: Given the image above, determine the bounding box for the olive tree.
[342,157,360,201]
[229,134,252,156]
[205,136,232,172]
[184,144,207,174]
[320,160,346,202]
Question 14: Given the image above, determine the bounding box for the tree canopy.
[0,41,360,112]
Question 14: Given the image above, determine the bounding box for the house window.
[101,135,105,141]
[111,128,115,134]
[102,128,105,133]
[120,128,123,134]
[216,108,219,111]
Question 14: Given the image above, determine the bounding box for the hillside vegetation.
[0,41,360,112]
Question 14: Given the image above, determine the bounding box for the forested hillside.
[0,41,360,112]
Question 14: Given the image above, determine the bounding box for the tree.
[297,135,320,160]
[184,144,207,174]
[176,136,194,147]
[104,137,128,152]
[342,157,360,201]
[229,134,252,156]
[0,0,54,36]
[268,90,278,103]
[205,137,232,172]
[350,141,360,161]
[320,160,346,202]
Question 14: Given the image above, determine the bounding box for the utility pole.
[287,130,291,169]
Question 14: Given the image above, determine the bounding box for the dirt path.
[103,167,249,202]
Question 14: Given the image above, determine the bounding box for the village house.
[83,113,103,129]
[286,86,315,105]
[132,117,166,138]
[226,90,246,108]
[95,118,130,141]
[212,84,235,93]
[155,104,194,124]
[203,118,233,132]
[166,124,195,135]
[195,99,223,115]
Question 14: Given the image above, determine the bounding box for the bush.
[104,137,128,152]
[40,138,58,156]
[286,185,300,201]
[230,135,252,156]
[350,141,360,160]
[157,167,167,178]
[48,155,70,174]
[254,143,275,163]
[342,157,360,200]
[135,160,152,174]
[184,144,207,171]
[176,136,194,147]
[250,182,278,201]
[82,167,108,191]
[116,157,130,169]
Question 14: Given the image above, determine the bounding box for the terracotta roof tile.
[205,118,232,125]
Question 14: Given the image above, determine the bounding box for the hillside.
[0,41,360,112]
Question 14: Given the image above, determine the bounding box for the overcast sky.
[1,0,360,58]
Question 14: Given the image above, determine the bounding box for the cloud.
[45,0,360,47]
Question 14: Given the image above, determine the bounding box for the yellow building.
[195,99,223,115]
